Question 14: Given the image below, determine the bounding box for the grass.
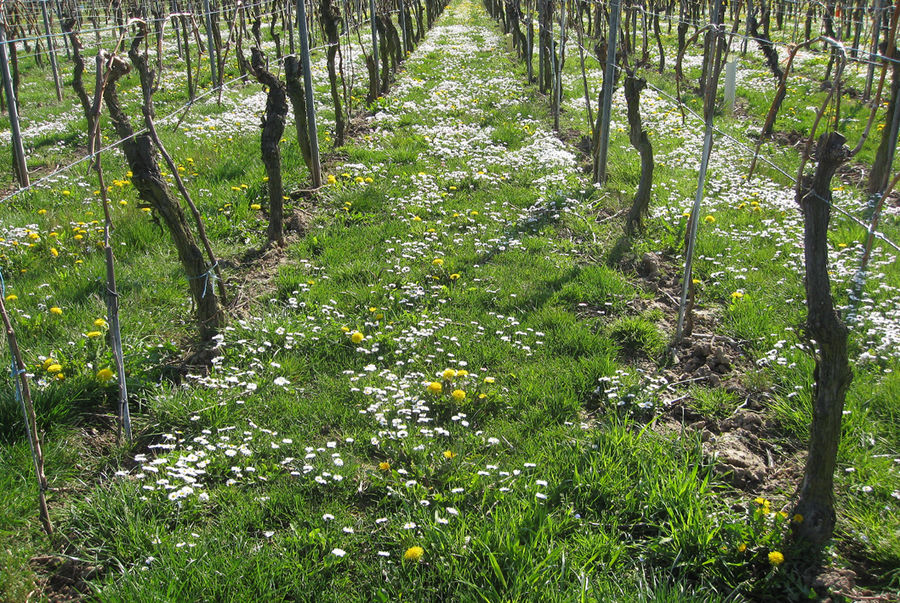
[0,0,899,600]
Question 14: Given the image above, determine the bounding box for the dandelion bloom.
[326,175,337,184]
[379,462,391,471]
[737,543,747,553]
[442,368,457,380]
[86,331,102,338]
[47,364,63,373]
[94,318,107,328]
[5,294,17,301]
[768,551,785,565]
[443,450,456,459]
[791,514,804,524]
[427,382,443,394]
[250,204,262,211]
[449,273,460,280]
[704,215,715,224]
[484,377,495,384]
[403,546,424,562]
[351,331,365,344]
[451,389,466,402]
[50,307,63,315]
[432,258,444,266]
[97,368,115,381]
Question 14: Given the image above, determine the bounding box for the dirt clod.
[29,555,100,602]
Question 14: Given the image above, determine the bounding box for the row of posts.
[0,0,397,189]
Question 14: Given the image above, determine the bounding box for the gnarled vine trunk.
[792,132,853,549]
[248,47,288,247]
[104,57,224,341]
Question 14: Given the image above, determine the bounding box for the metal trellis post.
[595,0,622,183]
[297,0,322,186]
[0,20,29,187]
[203,0,218,88]
[40,0,63,101]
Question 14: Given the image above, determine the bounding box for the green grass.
[1,0,899,600]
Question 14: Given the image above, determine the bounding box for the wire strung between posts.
[568,36,900,256]
[1,1,399,205]
[0,71,252,205]
[568,2,900,66]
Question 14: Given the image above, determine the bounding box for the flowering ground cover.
[1,0,899,600]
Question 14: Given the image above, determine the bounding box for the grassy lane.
[57,3,744,600]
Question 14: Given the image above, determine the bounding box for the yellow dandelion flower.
[38,209,47,215]
[451,389,466,401]
[768,551,785,565]
[86,331,102,338]
[737,543,747,553]
[49,307,63,315]
[792,513,804,524]
[484,377,495,384]
[427,381,443,394]
[5,294,17,301]
[327,174,337,184]
[432,258,444,266]
[94,318,107,328]
[378,461,391,471]
[443,450,456,459]
[704,215,716,224]
[351,331,365,344]
[251,204,262,211]
[403,546,424,562]
[442,368,457,380]
[449,273,461,280]
[96,368,115,381]
[47,363,63,373]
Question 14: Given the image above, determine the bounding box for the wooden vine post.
[792,132,853,548]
